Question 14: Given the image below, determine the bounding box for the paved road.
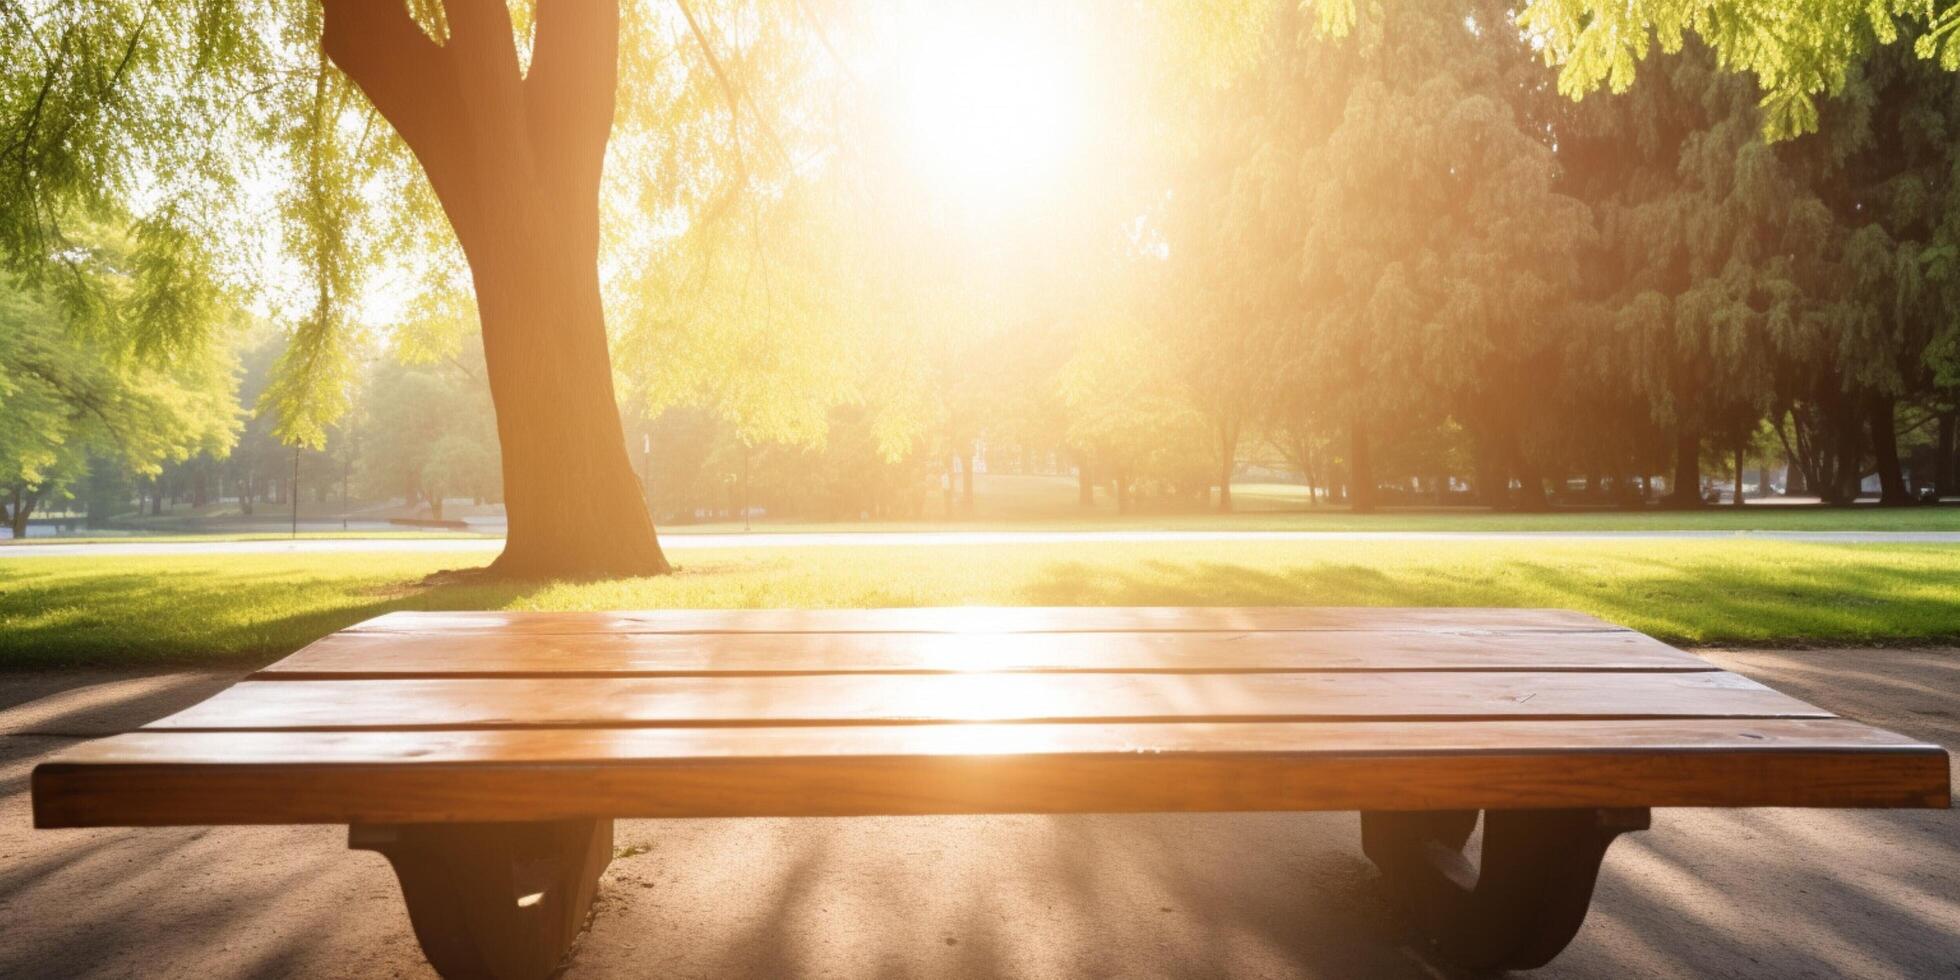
[1,528,1958,558]
[3,648,1954,978]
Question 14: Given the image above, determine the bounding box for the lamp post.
[641,432,652,510]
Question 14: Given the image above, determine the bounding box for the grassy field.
[12,504,1960,547]
[657,472,1960,530]
[0,530,498,545]
[13,473,1960,545]
[648,506,1960,534]
[2,539,1955,668]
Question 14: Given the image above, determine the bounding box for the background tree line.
[8,0,1960,542]
[1129,0,1960,512]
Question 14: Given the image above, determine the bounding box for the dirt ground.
[1,648,1954,979]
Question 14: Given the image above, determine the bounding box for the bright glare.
[898,14,1082,204]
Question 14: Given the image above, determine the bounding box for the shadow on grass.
[5,543,1956,668]
[0,563,549,670]
[1015,555,1960,646]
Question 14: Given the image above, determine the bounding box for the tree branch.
[789,0,859,89]
[440,0,526,155]
[526,0,620,199]
[320,0,451,157]
[676,0,789,167]
[321,0,507,250]
[442,0,519,59]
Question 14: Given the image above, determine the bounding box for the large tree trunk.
[5,487,24,539]
[1349,418,1375,514]
[1776,404,1822,497]
[1868,396,1911,506]
[1663,428,1701,509]
[12,487,38,539]
[1811,397,1858,505]
[323,0,667,578]
[1782,437,1807,495]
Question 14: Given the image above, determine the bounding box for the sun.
[896,11,1083,205]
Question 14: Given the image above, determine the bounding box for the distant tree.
[1794,39,1960,503]
[1059,290,1214,513]
[1157,80,1282,514]
[357,351,499,520]
[0,264,237,537]
[225,336,292,515]
[639,407,722,523]
[419,433,499,521]
[1261,1,1596,510]
[1556,45,1805,506]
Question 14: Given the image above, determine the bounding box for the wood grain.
[34,720,1948,827]
[141,671,1825,732]
[346,607,1627,636]
[259,627,1710,678]
[33,607,1951,829]
[50,717,1945,765]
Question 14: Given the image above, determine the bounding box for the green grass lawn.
[15,472,1960,545]
[7,505,1958,548]
[0,530,498,545]
[2,539,1955,668]
[651,505,1960,534]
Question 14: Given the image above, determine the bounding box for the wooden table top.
[33,608,1950,827]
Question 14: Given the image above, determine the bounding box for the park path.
[1,648,1954,978]
[3,527,1958,558]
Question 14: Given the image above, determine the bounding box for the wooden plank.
[142,672,1829,732]
[34,720,1948,827]
[258,628,1713,678]
[55,717,1943,765]
[346,607,1628,636]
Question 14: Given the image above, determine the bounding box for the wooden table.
[33,608,1949,978]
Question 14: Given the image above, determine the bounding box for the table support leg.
[1359,807,1648,969]
[350,818,613,980]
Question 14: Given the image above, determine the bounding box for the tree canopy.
[5,0,1960,547]
[0,228,237,534]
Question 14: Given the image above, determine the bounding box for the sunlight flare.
[896,10,1084,204]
